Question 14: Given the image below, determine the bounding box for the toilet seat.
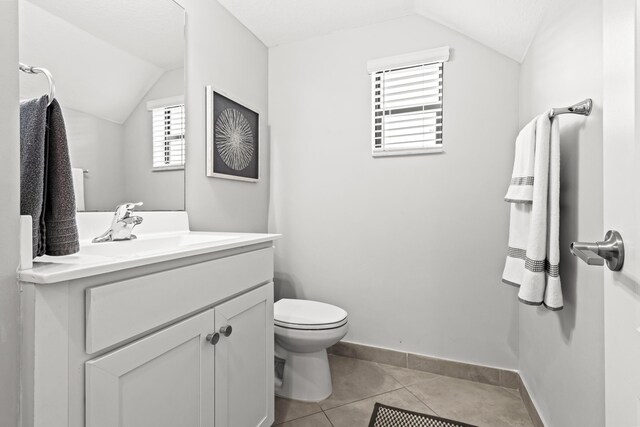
[274,299,348,330]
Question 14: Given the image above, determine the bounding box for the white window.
[148,96,185,171]
[367,47,450,157]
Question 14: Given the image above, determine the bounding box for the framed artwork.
[206,86,259,182]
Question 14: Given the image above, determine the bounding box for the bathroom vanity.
[19,212,279,427]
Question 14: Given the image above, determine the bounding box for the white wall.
[63,107,126,211]
[269,15,521,369]
[183,0,270,232]
[518,0,604,425]
[0,0,21,425]
[123,68,185,211]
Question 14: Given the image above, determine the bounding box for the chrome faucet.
[92,202,144,243]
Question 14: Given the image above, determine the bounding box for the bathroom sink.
[19,211,281,284]
[79,232,238,258]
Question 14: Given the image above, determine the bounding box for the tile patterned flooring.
[274,355,533,427]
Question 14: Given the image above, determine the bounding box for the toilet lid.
[274,299,348,328]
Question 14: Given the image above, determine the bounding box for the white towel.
[502,113,563,310]
[504,117,536,204]
[71,168,85,211]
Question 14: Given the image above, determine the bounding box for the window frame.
[367,47,450,157]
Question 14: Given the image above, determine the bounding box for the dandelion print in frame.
[206,86,259,181]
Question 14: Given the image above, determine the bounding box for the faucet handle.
[113,202,143,220]
[120,202,143,210]
[115,202,143,212]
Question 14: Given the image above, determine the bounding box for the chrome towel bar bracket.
[571,230,624,271]
[549,98,593,118]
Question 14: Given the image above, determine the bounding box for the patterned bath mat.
[368,403,477,427]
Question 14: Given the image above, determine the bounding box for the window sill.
[152,166,185,172]
[372,147,444,157]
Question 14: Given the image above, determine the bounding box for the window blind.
[372,61,444,156]
[152,103,185,170]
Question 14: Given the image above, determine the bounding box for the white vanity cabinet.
[214,285,273,427]
[85,284,273,427]
[86,309,217,427]
[20,239,277,427]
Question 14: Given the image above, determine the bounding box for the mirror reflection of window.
[18,0,185,211]
[150,101,185,171]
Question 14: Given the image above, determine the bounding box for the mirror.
[19,0,185,211]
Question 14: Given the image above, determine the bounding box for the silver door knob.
[571,230,624,271]
[206,332,220,345]
[220,325,233,337]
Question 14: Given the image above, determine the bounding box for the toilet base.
[274,343,333,402]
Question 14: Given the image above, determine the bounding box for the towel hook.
[19,62,55,106]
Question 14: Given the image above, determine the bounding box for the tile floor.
[274,355,533,427]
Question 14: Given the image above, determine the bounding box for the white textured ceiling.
[217,0,553,62]
[217,0,415,48]
[413,0,553,62]
[25,0,184,70]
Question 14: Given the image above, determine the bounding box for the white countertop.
[19,231,281,284]
[18,211,280,284]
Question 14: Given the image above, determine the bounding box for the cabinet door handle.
[220,325,233,337]
[206,332,220,345]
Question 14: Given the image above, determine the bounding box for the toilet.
[274,299,348,402]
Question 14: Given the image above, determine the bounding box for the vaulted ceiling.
[217,0,554,63]
[413,0,553,62]
[25,0,184,70]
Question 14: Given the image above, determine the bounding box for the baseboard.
[518,375,545,427]
[329,341,519,389]
[329,341,545,426]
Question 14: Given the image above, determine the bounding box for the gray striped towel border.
[510,176,534,186]
[506,246,559,277]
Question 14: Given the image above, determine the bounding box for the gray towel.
[20,96,48,256]
[20,96,79,257]
[44,99,79,255]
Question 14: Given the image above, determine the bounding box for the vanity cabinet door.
[85,309,216,427]
[215,283,274,427]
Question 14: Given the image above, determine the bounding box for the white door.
[215,283,274,427]
[85,309,216,427]
[603,1,640,425]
